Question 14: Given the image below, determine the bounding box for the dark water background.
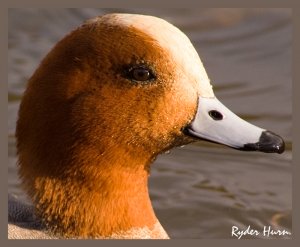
[8,8,292,239]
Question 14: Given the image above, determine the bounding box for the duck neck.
[34,148,169,239]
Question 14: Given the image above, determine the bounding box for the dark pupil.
[208,110,223,120]
[132,68,150,81]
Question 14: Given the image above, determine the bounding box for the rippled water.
[8,8,292,239]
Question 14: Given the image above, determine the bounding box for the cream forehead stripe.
[87,14,214,97]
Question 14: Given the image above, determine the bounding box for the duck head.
[16,13,284,239]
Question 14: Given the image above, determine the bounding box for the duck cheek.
[183,96,285,154]
[151,91,198,146]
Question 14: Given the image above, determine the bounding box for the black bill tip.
[243,130,285,154]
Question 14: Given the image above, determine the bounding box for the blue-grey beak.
[183,97,285,154]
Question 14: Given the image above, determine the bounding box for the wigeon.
[9,13,285,239]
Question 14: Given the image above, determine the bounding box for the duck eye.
[125,65,155,82]
[132,68,150,81]
[209,110,223,120]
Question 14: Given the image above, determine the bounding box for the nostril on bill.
[208,110,223,121]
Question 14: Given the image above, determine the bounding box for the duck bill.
[183,97,285,154]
